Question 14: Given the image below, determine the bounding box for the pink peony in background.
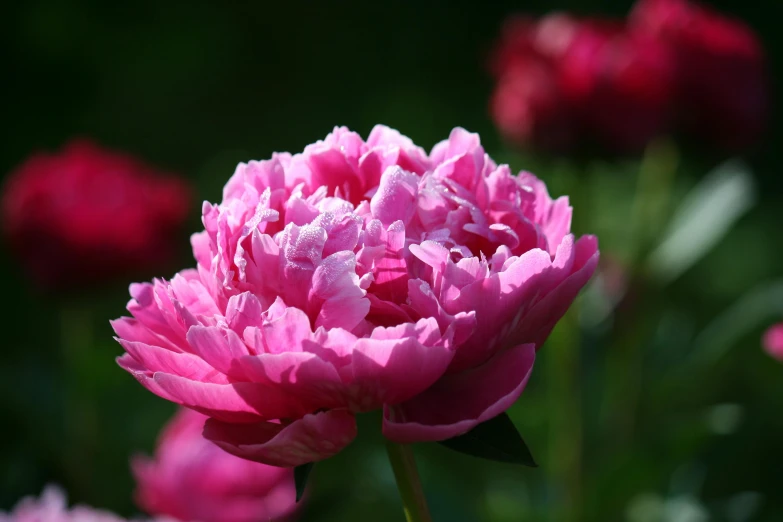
[1,140,192,290]
[763,323,783,362]
[133,408,297,522]
[112,125,598,466]
[0,486,167,522]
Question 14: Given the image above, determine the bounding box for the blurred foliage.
[1,1,782,521]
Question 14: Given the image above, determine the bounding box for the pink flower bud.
[133,409,297,522]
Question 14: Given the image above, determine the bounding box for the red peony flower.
[489,16,576,153]
[490,14,676,154]
[631,0,769,151]
[1,140,192,289]
[490,57,575,153]
[552,16,676,153]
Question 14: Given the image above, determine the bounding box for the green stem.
[546,306,582,522]
[629,138,679,265]
[601,139,678,444]
[385,441,432,522]
[60,305,96,498]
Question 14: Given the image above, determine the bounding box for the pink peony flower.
[1,140,192,290]
[631,0,769,151]
[133,408,297,522]
[0,486,167,522]
[762,323,783,362]
[112,126,598,466]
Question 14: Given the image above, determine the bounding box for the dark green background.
[1,1,782,521]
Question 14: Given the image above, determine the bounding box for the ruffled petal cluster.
[113,126,598,466]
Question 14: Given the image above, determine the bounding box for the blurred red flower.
[490,53,575,153]
[491,14,675,155]
[631,0,769,152]
[552,16,676,154]
[1,140,192,290]
[491,1,768,156]
[489,16,574,153]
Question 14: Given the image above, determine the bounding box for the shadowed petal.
[117,354,179,403]
[238,351,346,410]
[513,235,599,348]
[382,343,535,442]
[186,326,250,380]
[204,410,357,467]
[347,318,456,410]
[153,373,310,423]
[119,338,228,383]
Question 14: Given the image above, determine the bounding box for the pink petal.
[512,235,599,349]
[152,373,306,423]
[226,292,264,335]
[763,323,783,361]
[368,221,409,304]
[244,230,281,306]
[190,230,213,270]
[317,295,371,333]
[280,223,328,310]
[316,213,361,257]
[117,354,179,403]
[118,338,228,383]
[542,196,573,256]
[305,327,359,368]
[310,250,368,331]
[445,247,553,372]
[126,281,189,351]
[382,343,536,442]
[409,240,449,273]
[186,326,250,379]
[370,166,419,227]
[203,410,358,467]
[366,125,430,175]
[429,127,482,165]
[347,318,455,410]
[169,272,221,317]
[307,147,364,203]
[432,147,483,194]
[259,305,313,354]
[238,351,346,410]
[110,317,180,352]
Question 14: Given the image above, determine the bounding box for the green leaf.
[294,462,314,502]
[688,279,783,366]
[437,413,537,466]
[647,159,756,284]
